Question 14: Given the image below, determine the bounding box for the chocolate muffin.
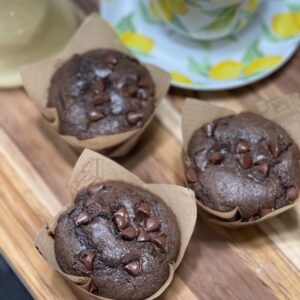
[48,49,155,139]
[186,112,300,221]
[55,181,180,300]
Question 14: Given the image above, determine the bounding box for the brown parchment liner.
[21,14,170,157]
[182,95,300,227]
[35,149,197,299]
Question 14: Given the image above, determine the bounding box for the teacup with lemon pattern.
[102,0,300,90]
[149,0,261,40]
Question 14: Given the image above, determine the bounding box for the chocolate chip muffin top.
[186,112,300,221]
[48,49,155,139]
[54,181,180,300]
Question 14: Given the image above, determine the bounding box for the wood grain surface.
[0,1,300,299]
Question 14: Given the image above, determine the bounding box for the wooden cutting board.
[1,1,300,300]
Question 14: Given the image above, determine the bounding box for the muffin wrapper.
[21,14,170,157]
[35,149,197,299]
[182,95,300,227]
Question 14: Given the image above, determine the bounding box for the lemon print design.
[149,0,188,22]
[209,61,243,81]
[272,12,300,39]
[245,0,260,13]
[115,13,154,55]
[119,32,154,54]
[244,56,283,76]
[171,72,193,84]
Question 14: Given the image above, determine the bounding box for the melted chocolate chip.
[105,53,117,64]
[87,183,104,195]
[248,215,260,222]
[95,79,104,92]
[48,230,55,238]
[186,167,198,183]
[121,226,138,240]
[152,235,166,252]
[208,151,224,164]
[92,93,108,105]
[87,108,103,122]
[269,143,280,158]
[137,228,150,242]
[236,141,250,153]
[89,281,98,294]
[238,152,252,169]
[75,212,92,226]
[80,252,95,271]
[124,260,141,276]
[139,77,152,88]
[126,84,138,96]
[260,207,273,217]
[202,122,215,137]
[137,202,150,216]
[115,215,129,230]
[126,112,144,125]
[286,186,299,202]
[145,218,160,232]
[254,162,270,177]
[114,207,128,219]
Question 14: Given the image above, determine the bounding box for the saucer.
[0,0,76,89]
[101,0,300,91]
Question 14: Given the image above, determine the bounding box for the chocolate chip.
[236,141,250,153]
[260,207,273,217]
[152,235,166,252]
[105,53,117,64]
[248,215,260,222]
[208,151,224,164]
[145,218,160,232]
[139,77,151,88]
[115,215,129,230]
[254,162,270,177]
[124,260,141,276]
[137,202,150,216]
[92,93,108,105]
[73,54,81,61]
[286,186,299,202]
[202,122,215,137]
[137,228,150,242]
[89,281,98,294]
[126,84,138,96]
[269,143,280,158]
[87,108,103,122]
[114,207,128,219]
[238,152,252,169]
[87,183,104,195]
[126,112,144,125]
[75,212,92,226]
[48,230,55,239]
[80,252,96,271]
[186,167,198,183]
[95,79,104,92]
[121,226,137,240]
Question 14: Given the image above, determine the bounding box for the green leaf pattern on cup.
[115,12,135,34]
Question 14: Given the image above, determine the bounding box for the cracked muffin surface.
[48,49,155,139]
[54,181,180,300]
[186,112,300,221]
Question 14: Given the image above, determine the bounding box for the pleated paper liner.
[21,14,170,157]
[182,95,300,227]
[35,149,197,299]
